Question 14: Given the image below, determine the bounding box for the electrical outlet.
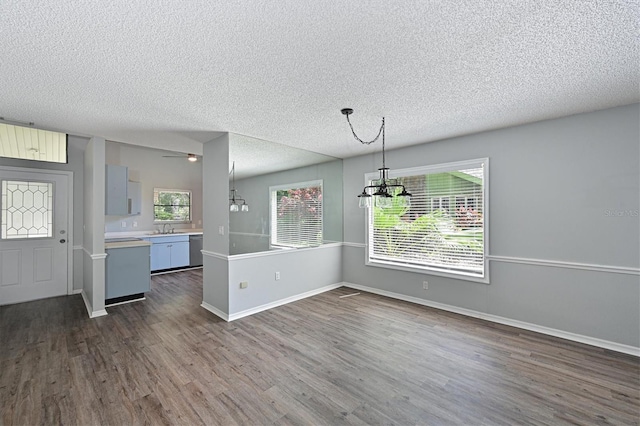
[218,225,224,235]
[275,272,280,280]
[239,281,248,289]
[423,281,429,290]
[132,221,138,228]
[121,221,127,228]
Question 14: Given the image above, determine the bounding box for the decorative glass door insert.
[1,180,54,239]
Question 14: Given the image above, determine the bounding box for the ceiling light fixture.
[229,161,249,212]
[161,152,199,162]
[341,108,411,209]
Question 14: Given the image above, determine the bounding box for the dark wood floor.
[1,270,639,425]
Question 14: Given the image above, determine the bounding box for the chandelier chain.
[341,108,411,208]
[345,114,384,146]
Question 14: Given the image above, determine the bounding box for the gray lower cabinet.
[105,245,151,299]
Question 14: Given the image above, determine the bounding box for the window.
[1,180,53,239]
[270,180,323,248]
[366,158,488,281]
[0,123,68,163]
[153,189,191,223]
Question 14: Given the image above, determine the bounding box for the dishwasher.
[189,234,203,267]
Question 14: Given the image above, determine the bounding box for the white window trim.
[269,179,323,249]
[364,158,490,284]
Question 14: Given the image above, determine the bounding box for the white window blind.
[367,159,488,281]
[270,180,323,248]
[0,124,67,163]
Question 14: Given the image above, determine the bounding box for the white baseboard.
[80,290,108,319]
[72,289,83,294]
[201,283,343,322]
[343,282,640,357]
[228,283,343,321]
[200,301,229,321]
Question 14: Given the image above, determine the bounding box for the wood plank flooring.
[1,269,639,425]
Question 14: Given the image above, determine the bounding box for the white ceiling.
[0,1,637,161]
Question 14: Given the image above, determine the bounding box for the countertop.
[144,231,203,239]
[105,240,152,249]
[105,229,203,240]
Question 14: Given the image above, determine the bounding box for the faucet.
[162,223,169,234]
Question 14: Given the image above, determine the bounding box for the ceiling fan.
[161,153,199,162]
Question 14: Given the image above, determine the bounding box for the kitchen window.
[365,158,488,282]
[153,189,191,223]
[270,180,323,248]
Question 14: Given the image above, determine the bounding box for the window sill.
[365,258,489,284]
[153,220,192,224]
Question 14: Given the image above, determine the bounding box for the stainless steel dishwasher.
[189,234,203,267]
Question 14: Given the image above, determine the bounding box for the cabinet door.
[106,246,151,299]
[150,243,172,271]
[105,165,128,215]
[170,241,190,268]
[127,181,141,215]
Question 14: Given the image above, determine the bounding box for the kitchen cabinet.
[105,164,142,216]
[106,164,128,215]
[147,235,190,271]
[128,181,142,215]
[105,244,151,300]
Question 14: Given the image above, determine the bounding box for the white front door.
[0,168,69,305]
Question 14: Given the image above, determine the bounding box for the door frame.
[0,165,74,296]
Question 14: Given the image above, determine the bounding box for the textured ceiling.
[0,1,638,162]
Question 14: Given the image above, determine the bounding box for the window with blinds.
[366,158,488,281]
[270,180,323,248]
[0,123,68,163]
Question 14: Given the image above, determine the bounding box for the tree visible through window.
[153,189,191,222]
[270,180,323,248]
[367,159,487,281]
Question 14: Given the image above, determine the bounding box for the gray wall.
[229,159,344,254]
[343,103,639,348]
[104,141,203,233]
[0,135,88,291]
[228,244,342,316]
